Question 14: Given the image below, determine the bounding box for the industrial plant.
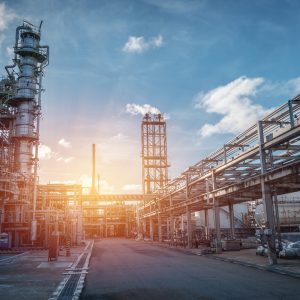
[1,21,300,267]
[1,19,300,300]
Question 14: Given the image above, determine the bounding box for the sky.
[1,0,300,193]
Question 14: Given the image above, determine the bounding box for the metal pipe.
[32,72,42,224]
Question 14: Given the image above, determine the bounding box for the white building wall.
[195,203,249,229]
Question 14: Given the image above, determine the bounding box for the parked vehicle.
[256,241,290,257]
[279,241,300,258]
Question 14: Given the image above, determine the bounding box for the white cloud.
[58,138,71,148]
[50,180,77,185]
[0,3,17,31]
[122,184,142,193]
[282,77,300,96]
[110,133,128,141]
[141,0,204,14]
[6,46,13,58]
[64,157,74,163]
[195,76,270,137]
[38,144,73,163]
[99,180,115,194]
[56,156,74,163]
[122,34,164,53]
[152,35,163,47]
[126,103,161,115]
[0,3,18,48]
[39,144,54,160]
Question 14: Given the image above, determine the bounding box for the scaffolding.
[141,113,168,194]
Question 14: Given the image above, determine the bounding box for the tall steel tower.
[7,21,49,176]
[141,113,168,194]
[0,21,49,245]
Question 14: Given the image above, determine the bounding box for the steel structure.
[141,113,168,194]
[36,184,147,241]
[36,184,83,247]
[138,96,300,264]
[0,21,49,246]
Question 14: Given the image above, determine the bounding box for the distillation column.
[8,22,49,175]
[4,22,49,244]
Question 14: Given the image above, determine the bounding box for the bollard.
[66,238,71,257]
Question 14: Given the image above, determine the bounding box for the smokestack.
[90,144,97,195]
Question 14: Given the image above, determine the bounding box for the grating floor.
[56,247,90,300]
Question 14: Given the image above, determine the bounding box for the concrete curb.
[141,240,300,280]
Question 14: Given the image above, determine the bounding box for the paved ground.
[81,238,300,300]
[0,246,85,300]
[213,248,300,275]
[147,241,300,276]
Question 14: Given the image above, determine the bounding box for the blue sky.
[1,0,300,193]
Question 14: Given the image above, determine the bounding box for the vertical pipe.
[150,216,154,241]
[31,72,42,241]
[158,213,162,242]
[186,205,192,248]
[212,170,221,253]
[143,219,146,237]
[204,208,209,240]
[273,191,282,251]
[229,202,235,239]
[170,212,174,241]
[258,121,277,265]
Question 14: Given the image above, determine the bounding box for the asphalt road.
[80,238,300,300]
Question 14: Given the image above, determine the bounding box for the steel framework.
[138,96,300,264]
[141,113,168,194]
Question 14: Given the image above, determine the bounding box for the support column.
[158,213,162,242]
[186,205,192,248]
[125,211,129,238]
[180,215,184,231]
[170,211,174,240]
[166,218,170,239]
[261,181,277,264]
[229,203,235,239]
[136,205,140,236]
[142,219,147,238]
[169,195,174,241]
[105,207,108,238]
[258,121,277,265]
[204,209,209,240]
[150,216,154,241]
[44,210,49,248]
[212,170,221,254]
[185,174,192,248]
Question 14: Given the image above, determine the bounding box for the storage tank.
[255,202,300,227]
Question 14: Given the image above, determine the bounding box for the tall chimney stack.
[90,144,97,194]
